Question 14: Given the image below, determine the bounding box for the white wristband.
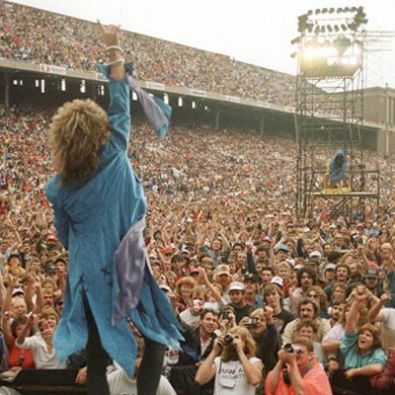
[105,45,124,54]
[105,58,125,66]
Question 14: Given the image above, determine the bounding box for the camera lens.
[224,334,234,345]
[283,343,294,353]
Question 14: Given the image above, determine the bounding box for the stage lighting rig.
[292,6,367,77]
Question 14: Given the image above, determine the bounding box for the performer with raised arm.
[45,23,182,395]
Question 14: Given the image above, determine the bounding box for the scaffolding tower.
[294,7,380,222]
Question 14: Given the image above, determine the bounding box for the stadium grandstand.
[1,1,395,395]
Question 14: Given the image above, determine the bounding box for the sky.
[9,0,395,88]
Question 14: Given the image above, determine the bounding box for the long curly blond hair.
[48,99,110,186]
[221,326,256,362]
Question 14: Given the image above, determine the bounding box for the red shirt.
[8,338,35,370]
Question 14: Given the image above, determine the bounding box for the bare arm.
[345,292,366,334]
[16,313,35,346]
[234,337,262,386]
[98,23,125,80]
[345,363,384,380]
[288,359,305,395]
[268,359,284,395]
[24,274,36,313]
[3,275,15,313]
[368,293,389,323]
[199,268,222,303]
[321,340,341,353]
[195,349,218,385]
[0,275,6,310]
[2,311,14,349]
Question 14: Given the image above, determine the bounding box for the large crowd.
[0,1,295,107]
[0,101,395,394]
[1,1,395,394]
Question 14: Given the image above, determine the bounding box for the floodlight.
[303,46,338,59]
[322,8,328,14]
[291,36,301,45]
[315,9,320,15]
[329,8,335,14]
[298,14,308,33]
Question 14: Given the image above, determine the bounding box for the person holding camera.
[216,307,237,336]
[195,326,262,395]
[265,337,333,395]
[240,307,280,373]
[169,308,218,395]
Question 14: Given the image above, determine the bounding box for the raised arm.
[368,292,390,323]
[98,22,130,153]
[198,267,223,304]
[195,337,223,385]
[16,313,35,347]
[2,311,14,349]
[345,293,365,334]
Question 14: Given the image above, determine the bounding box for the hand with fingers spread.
[97,21,124,79]
[380,292,391,304]
[97,21,121,47]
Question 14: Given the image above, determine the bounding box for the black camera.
[246,318,258,329]
[352,234,363,245]
[222,311,230,320]
[282,343,294,385]
[282,369,291,385]
[283,343,294,353]
[224,334,234,346]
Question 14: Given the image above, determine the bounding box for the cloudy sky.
[10,0,395,88]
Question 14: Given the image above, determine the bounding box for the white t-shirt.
[381,308,395,329]
[16,334,66,369]
[322,323,345,342]
[380,307,395,349]
[213,356,262,395]
[107,365,176,395]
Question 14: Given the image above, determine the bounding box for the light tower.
[293,6,380,221]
